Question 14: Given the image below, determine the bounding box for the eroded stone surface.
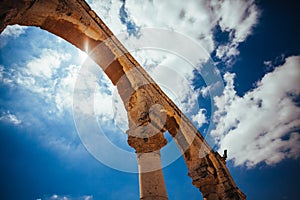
[0,1,246,199]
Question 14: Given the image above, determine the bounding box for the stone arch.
[0,0,246,199]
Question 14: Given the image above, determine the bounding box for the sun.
[78,49,88,63]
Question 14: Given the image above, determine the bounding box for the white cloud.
[1,25,27,38]
[54,64,79,114]
[0,25,28,47]
[0,110,22,125]
[71,57,119,123]
[211,55,300,167]
[4,47,78,115]
[131,48,201,108]
[216,45,240,61]
[0,65,3,80]
[88,0,126,34]
[218,0,259,43]
[192,108,207,128]
[123,0,215,52]
[94,85,115,120]
[26,48,71,79]
[89,0,259,65]
[0,65,17,86]
[216,0,259,63]
[111,88,129,132]
[0,48,78,117]
[200,81,223,98]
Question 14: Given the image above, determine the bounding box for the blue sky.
[0,0,299,199]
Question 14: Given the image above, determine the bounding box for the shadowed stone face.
[0,0,246,199]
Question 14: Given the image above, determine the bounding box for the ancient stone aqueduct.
[0,0,246,199]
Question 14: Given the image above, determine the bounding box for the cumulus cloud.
[54,64,79,114]
[123,0,215,52]
[71,57,118,123]
[192,108,207,128]
[0,25,28,47]
[0,110,22,125]
[88,0,126,34]
[0,65,14,86]
[26,48,71,79]
[90,0,259,64]
[216,0,259,62]
[143,52,197,112]
[1,47,87,117]
[3,48,77,115]
[1,25,27,38]
[211,55,300,167]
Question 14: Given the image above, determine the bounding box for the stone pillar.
[138,151,168,200]
[127,124,168,200]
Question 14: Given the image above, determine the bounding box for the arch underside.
[0,0,246,199]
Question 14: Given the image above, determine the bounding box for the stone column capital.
[127,123,167,153]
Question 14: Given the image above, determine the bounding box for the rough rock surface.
[0,0,246,199]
